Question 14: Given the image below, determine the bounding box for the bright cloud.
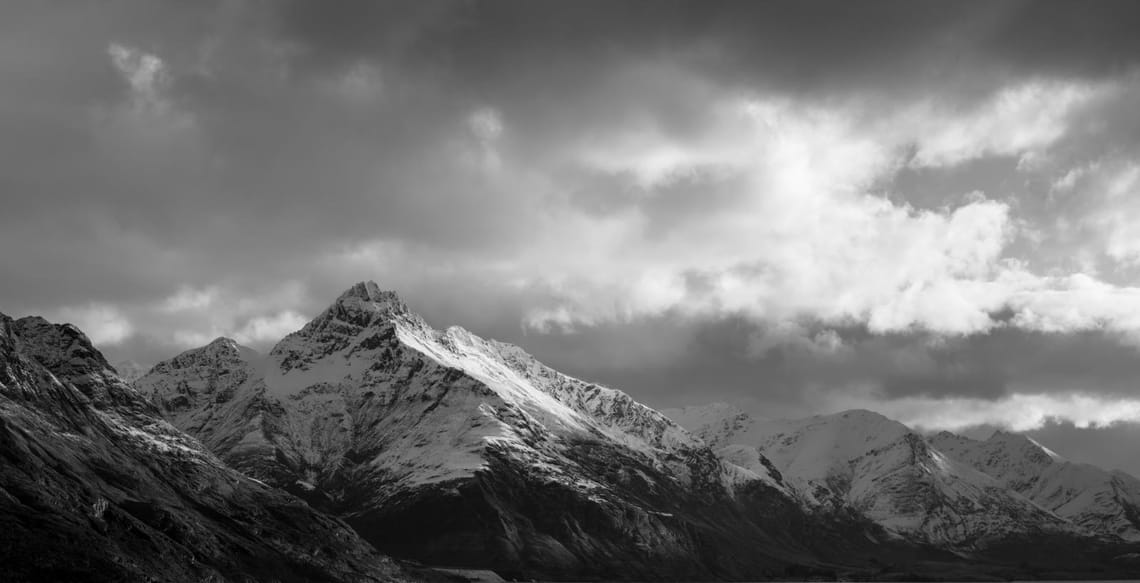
[503,78,1140,344]
[522,92,1013,334]
[908,81,1107,168]
[233,310,307,345]
[53,304,134,345]
[833,392,1140,432]
[158,286,218,312]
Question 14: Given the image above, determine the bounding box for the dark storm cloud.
[269,0,1140,98]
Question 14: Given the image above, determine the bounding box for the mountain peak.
[987,429,1028,444]
[337,280,402,305]
[987,429,1064,462]
[824,408,897,425]
[206,336,239,349]
[330,281,412,321]
[11,315,113,377]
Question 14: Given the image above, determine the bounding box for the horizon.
[42,277,1140,478]
[4,1,1140,478]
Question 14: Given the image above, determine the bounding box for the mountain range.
[0,313,412,582]
[3,281,1139,581]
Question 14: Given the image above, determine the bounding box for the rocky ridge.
[0,313,411,582]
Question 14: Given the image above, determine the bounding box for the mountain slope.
[136,282,1139,579]
[930,430,1140,541]
[137,282,909,579]
[664,404,1079,547]
[0,314,410,583]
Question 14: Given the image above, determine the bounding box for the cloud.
[9,2,1140,476]
[52,304,134,345]
[522,92,1021,335]
[104,42,192,130]
[233,310,307,345]
[158,286,218,312]
[826,389,1140,433]
[907,81,1106,168]
[1087,164,1140,263]
[108,43,169,110]
[326,61,383,105]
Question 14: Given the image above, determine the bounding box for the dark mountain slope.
[0,314,412,583]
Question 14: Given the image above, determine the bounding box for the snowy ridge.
[667,405,1078,546]
[930,430,1140,541]
[661,402,755,447]
[130,282,1140,576]
[137,281,770,502]
[134,281,819,577]
[0,312,409,582]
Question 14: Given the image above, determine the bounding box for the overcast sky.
[3,1,1140,474]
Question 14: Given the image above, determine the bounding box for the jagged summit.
[987,429,1064,461]
[144,336,259,383]
[338,280,395,302]
[282,282,424,348]
[334,281,411,315]
[0,314,408,581]
[10,315,116,384]
[930,428,1139,540]
[206,336,239,348]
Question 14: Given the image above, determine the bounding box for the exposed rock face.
[0,314,410,583]
[930,430,1140,541]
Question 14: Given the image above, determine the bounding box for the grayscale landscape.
[3,1,1140,581]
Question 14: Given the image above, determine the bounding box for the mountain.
[930,430,1140,541]
[134,282,1140,580]
[111,359,150,383]
[0,313,411,583]
[137,282,932,579]
[663,404,1080,548]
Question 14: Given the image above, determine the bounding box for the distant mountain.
[664,404,1078,547]
[131,282,1140,580]
[0,314,409,582]
[930,429,1140,541]
[111,359,150,383]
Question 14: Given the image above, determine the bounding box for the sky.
[2,1,1140,474]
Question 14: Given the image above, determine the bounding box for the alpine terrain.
[930,429,1140,541]
[0,313,411,582]
[133,281,1140,580]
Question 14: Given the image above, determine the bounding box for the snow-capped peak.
[930,428,1140,540]
[986,429,1064,462]
[330,281,419,326]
